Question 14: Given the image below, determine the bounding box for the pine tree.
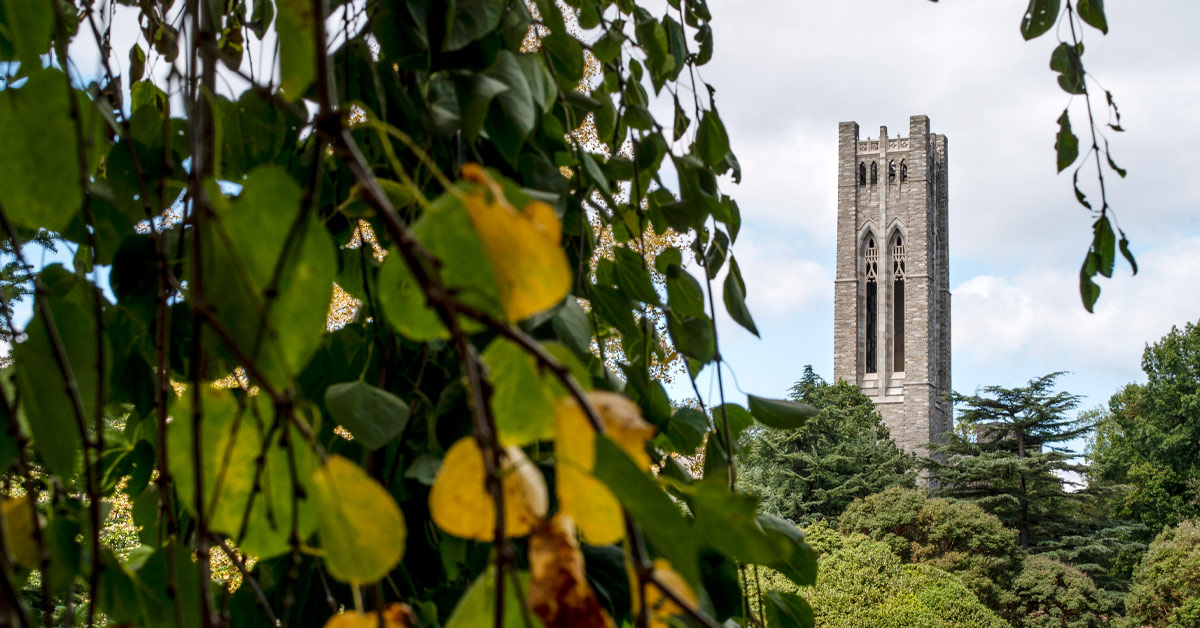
[928,372,1090,551]
[739,366,918,524]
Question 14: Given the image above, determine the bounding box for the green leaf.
[667,312,715,364]
[613,247,659,305]
[1118,232,1137,275]
[592,29,626,64]
[444,0,505,51]
[765,590,815,628]
[1020,0,1061,40]
[128,43,146,82]
[593,436,700,587]
[1050,42,1086,95]
[0,0,53,67]
[757,513,817,586]
[249,0,275,38]
[1072,170,1092,209]
[1104,139,1126,177]
[16,295,107,476]
[378,191,501,340]
[542,30,584,90]
[685,477,781,565]
[202,167,336,389]
[723,256,758,337]
[661,407,708,454]
[673,96,691,142]
[696,110,730,168]
[324,380,411,450]
[663,14,688,80]
[311,455,407,585]
[747,395,818,430]
[551,297,593,358]
[167,388,318,559]
[217,90,291,180]
[1091,214,1116,278]
[456,71,509,142]
[578,150,611,197]
[1079,254,1101,313]
[481,337,556,446]
[276,0,316,97]
[694,23,713,65]
[404,454,442,486]
[445,567,540,628]
[712,403,754,448]
[1078,0,1107,34]
[0,70,83,232]
[378,248,449,340]
[483,50,536,162]
[705,228,729,279]
[1055,109,1078,173]
[634,9,672,91]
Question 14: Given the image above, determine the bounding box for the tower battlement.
[833,115,951,455]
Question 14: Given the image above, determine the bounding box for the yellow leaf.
[632,559,696,628]
[311,455,407,585]
[429,436,547,540]
[461,163,571,321]
[555,392,656,545]
[323,603,416,628]
[1,496,39,570]
[528,514,616,628]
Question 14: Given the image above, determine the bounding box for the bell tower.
[833,115,951,454]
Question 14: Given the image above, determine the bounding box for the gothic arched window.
[864,236,878,373]
[900,160,908,182]
[891,234,906,373]
[888,160,896,182]
[870,161,878,185]
[859,162,867,186]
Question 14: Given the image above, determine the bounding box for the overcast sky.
[6,1,1198,432]
[680,1,1200,421]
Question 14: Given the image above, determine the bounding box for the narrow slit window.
[892,235,906,372]
[870,161,878,184]
[859,162,867,186]
[865,237,878,373]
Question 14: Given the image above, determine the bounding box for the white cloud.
[953,238,1200,381]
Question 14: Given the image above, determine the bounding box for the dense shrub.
[1007,555,1113,628]
[1122,519,1200,628]
[752,524,1007,628]
[837,487,1021,609]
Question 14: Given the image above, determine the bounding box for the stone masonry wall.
[833,115,951,455]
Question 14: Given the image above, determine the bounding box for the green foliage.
[1090,320,1200,536]
[739,367,917,525]
[838,488,1021,611]
[929,373,1093,551]
[755,525,1007,628]
[1018,0,1133,310]
[1006,555,1113,628]
[0,0,824,626]
[1122,519,1200,628]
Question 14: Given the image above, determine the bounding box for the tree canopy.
[738,367,917,526]
[1090,320,1200,537]
[929,372,1091,551]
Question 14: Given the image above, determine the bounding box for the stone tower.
[833,115,951,454]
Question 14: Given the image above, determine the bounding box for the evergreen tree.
[739,366,917,525]
[928,373,1090,551]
